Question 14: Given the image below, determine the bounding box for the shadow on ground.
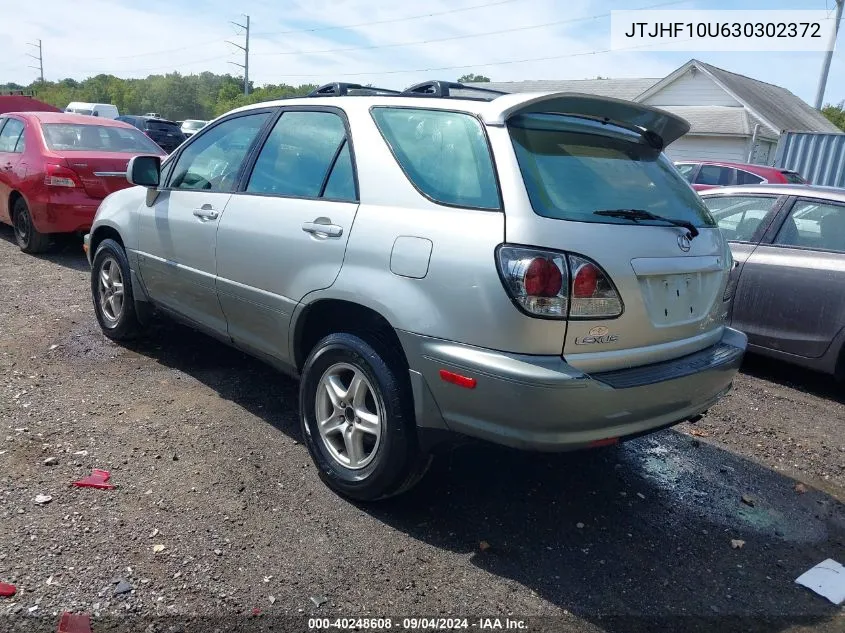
[0,225,89,272]
[106,318,845,633]
[740,352,844,405]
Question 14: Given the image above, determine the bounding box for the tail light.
[496,245,622,319]
[568,255,623,318]
[44,163,82,188]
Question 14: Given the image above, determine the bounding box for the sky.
[0,0,843,106]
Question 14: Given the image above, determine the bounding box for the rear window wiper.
[593,209,699,239]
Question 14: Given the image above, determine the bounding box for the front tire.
[299,333,428,501]
[13,197,50,254]
[91,238,143,341]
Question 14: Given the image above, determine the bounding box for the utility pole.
[815,0,843,109]
[27,39,44,83]
[227,15,250,96]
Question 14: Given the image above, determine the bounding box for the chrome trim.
[93,171,127,177]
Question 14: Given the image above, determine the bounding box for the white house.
[469,59,841,164]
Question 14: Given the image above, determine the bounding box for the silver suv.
[85,81,747,500]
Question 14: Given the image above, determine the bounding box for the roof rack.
[401,80,507,100]
[307,82,402,97]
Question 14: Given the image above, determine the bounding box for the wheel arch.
[292,298,409,374]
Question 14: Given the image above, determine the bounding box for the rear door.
[731,197,845,357]
[700,193,787,322]
[215,107,359,362]
[488,95,733,371]
[136,109,273,335]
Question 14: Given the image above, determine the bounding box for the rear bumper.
[399,327,747,451]
[30,199,99,234]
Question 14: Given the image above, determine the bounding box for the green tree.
[457,73,490,83]
[822,101,845,132]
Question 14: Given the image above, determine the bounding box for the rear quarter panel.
[295,102,569,356]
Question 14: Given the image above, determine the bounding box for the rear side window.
[736,170,764,185]
[703,195,779,242]
[675,163,697,182]
[509,114,715,227]
[0,118,25,153]
[696,165,733,186]
[371,107,500,210]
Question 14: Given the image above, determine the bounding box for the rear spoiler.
[482,92,691,149]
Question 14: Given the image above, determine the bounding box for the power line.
[251,0,520,37]
[228,14,251,96]
[63,39,225,62]
[253,0,689,58]
[272,38,694,79]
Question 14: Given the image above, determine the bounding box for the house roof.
[467,60,840,137]
[0,95,62,115]
[466,78,659,102]
[652,105,777,140]
[636,60,841,135]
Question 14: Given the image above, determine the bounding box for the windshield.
[66,108,93,116]
[42,123,163,153]
[183,120,206,130]
[145,120,181,133]
[509,114,716,227]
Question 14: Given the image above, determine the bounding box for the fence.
[773,132,845,188]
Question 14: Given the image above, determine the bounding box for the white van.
[64,102,120,119]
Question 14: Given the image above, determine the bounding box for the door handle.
[302,220,343,238]
[192,207,219,221]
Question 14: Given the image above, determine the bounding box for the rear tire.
[13,197,50,254]
[299,332,428,501]
[91,238,143,341]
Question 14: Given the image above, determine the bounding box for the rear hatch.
[41,121,164,198]
[143,119,184,148]
[488,94,732,372]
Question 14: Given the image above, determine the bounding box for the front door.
[215,108,359,362]
[0,117,26,225]
[136,110,273,335]
[732,197,845,358]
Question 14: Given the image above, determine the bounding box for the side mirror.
[127,155,161,188]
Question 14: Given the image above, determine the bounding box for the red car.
[0,112,165,253]
[674,160,807,192]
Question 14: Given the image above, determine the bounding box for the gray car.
[84,81,746,500]
[700,184,845,378]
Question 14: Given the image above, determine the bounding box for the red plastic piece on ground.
[72,469,115,490]
[57,612,92,633]
[0,582,16,597]
[252,608,261,616]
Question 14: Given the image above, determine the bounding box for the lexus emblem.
[677,234,691,252]
[589,326,609,337]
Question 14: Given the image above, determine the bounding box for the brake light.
[567,255,623,318]
[44,163,82,188]
[497,246,569,317]
[496,246,622,319]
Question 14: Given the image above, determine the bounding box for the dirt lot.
[1,228,843,633]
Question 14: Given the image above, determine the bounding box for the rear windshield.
[781,171,806,184]
[144,120,181,133]
[66,108,93,116]
[42,123,162,153]
[509,114,716,227]
[183,120,206,130]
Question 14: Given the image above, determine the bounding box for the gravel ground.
[0,229,843,633]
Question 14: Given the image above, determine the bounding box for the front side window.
[703,195,779,242]
[42,123,162,153]
[0,118,25,153]
[775,200,845,253]
[169,112,271,192]
[247,111,352,199]
[371,107,500,209]
[509,114,715,227]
